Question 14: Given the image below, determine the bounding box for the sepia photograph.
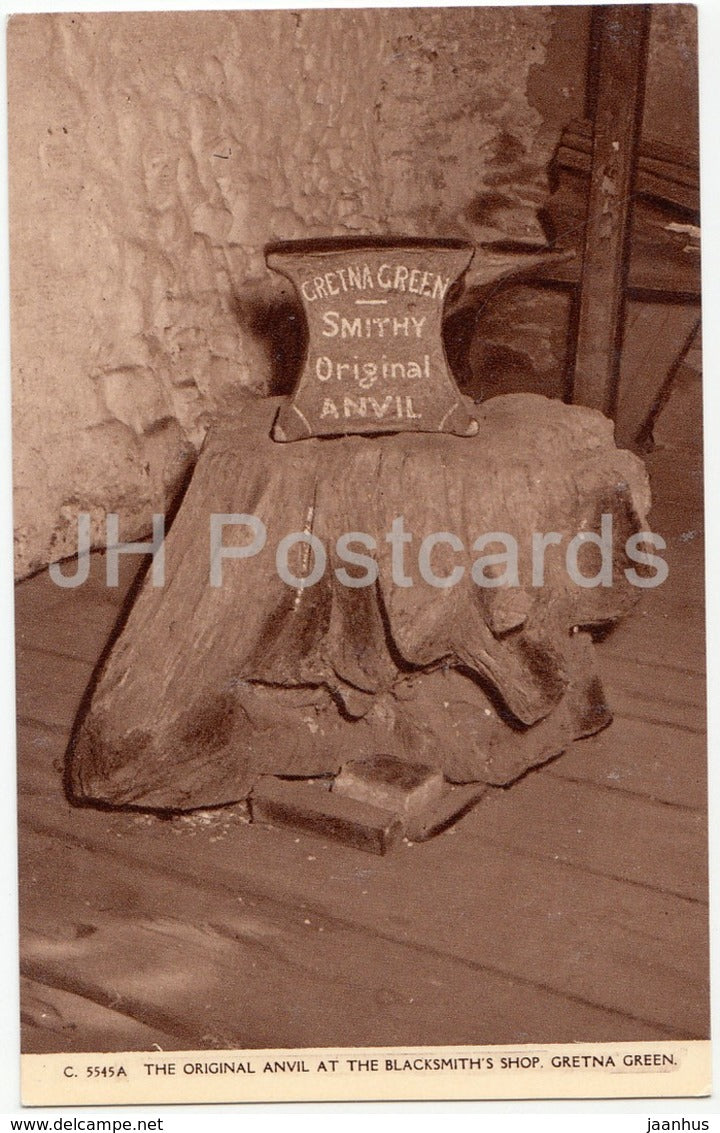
[7,2,710,1105]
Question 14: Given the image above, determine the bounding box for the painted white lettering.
[432,275,450,301]
[344,396,367,417]
[321,398,339,418]
[316,356,333,382]
[408,268,423,295]
[361,362,378,388]
[368,395,394,418]
[394,265,409,291]
[377,263,393,289]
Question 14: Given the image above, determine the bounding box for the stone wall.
[9,7,586,577]
[8,7,694,577]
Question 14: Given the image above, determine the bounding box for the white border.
[1,1,717,1124]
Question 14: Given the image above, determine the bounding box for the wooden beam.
[572,5,652,414]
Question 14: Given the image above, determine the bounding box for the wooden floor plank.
[20,801,709,1039]
[16,723,67,800]
[16,553,144,613]
[593,647,705,682]
[597,652,705,713]
[15,648,93,732]
[23,824,682,1049]
[546,717,707,811]
[15,554,140,666]
[598,613,705,674]
[473,774,707,903]
[16,607,125,669]
[21,977,182,1054]
[593,559,706,673]
[600,685,704,737]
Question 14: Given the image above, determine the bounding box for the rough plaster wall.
[10,8,567,577]
[375,6,555,242]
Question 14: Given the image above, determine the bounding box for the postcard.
[8,3,709,1106]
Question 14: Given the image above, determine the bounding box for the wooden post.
[572,5,651,415]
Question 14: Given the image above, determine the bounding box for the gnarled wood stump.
[69,393,651,810]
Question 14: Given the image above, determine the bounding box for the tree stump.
[69,392,651,810]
